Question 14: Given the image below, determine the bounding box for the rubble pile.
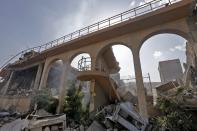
[17,50,39,63]
[178,88,197,110]
[23,114,66,131]
[88,102,149,131]
[0,109,66,131]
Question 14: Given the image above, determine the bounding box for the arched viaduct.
[1,0,197,118]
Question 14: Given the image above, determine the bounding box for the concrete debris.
[0,118,27,131]
[0,113,66,131]
[181,89,197,110]
[18,50,39,62]
[117,87,137,104]
[23,114,66,131]
[35,109,52,117]
[91,102,148,131]
[0,111,21,128]
[154,80,197,110]
[0,112,10,118]
[87,121,106,131]
[155,81,179,94]
[153,81,179,105]
[0,108,65,131]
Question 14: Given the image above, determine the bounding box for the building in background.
[158,59,183,84]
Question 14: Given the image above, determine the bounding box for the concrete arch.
[48,58,65,67]
[46,59,64,96]
[69,51,92,64]
[69,51,92,71]
[139,29,191,52]
[45,58,65,79]
[40,58,65,90]
[95,42,132,64]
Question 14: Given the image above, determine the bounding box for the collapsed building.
[0,46,121,113]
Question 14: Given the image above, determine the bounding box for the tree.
[153,97,192,131]
[63,81,93,128]
[152,87,195,131]
[31,89,59,114]
[63,82,84,127]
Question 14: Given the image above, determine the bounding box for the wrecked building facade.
[0,1,196,124]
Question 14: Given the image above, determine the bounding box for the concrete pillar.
[91,56,97,71]
[57,61,69,113]
[39,62,51,90]
[89,56,97,112]
[132,49,148,118]
[186,16,197,56]
[89,79,96,112]
[2,71,14,95]
[34,64,43,89]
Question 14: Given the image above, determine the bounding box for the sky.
[0,0,186,82]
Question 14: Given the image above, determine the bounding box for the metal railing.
[78,57,91,71]
[0,0,181,70]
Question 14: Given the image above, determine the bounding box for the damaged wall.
[6,66,38,96]
[0,96,31,112]
[0,66,39,113]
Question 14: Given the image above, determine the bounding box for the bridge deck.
[2,0,192,69]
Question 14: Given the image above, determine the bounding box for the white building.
[158,59,183,84]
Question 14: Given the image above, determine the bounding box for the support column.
[91,56,97,71]
[57,61,69,113]
[89,79,96,112]
[39,62,50,90]
[34,64,43,89]
[87,56,97,112]
[132,49,148,118]
[2,71,14,95]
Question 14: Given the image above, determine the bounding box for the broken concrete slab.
[0,118,27,131]
[23,114,66,131]
[0,113,66,131]
[94,102,148,131]
[87,121,106,131]
[35,109,52,117]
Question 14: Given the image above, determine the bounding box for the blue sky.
[0,0,186,82]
